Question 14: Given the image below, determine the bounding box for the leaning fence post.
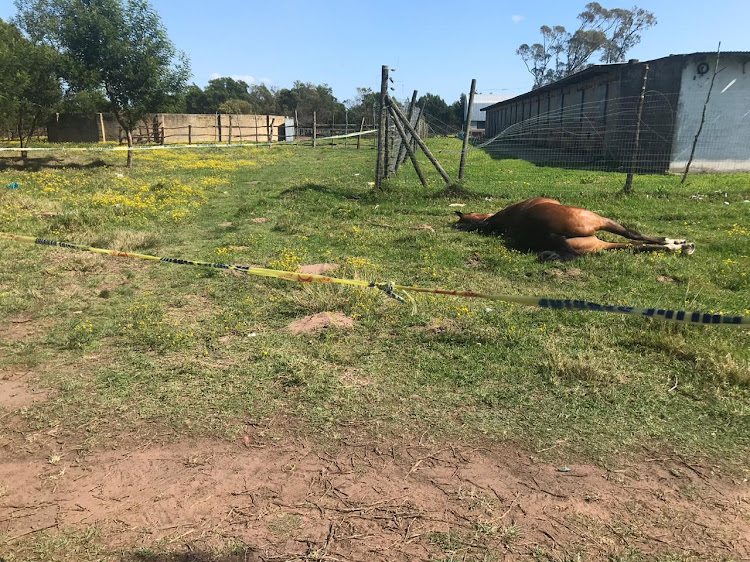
[459,79,476,180]
[623,64,649,194]
[682,43,721,184]
[388,94,452,184]
[395,90,418,171]
[388,102,427,187]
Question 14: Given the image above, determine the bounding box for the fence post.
[357,117,365,150]
[313,111,317,148]
[188,124,192,145]
[623,64,649,194]
[98,113,107,143]
[395,90,418,171]
[375,65,389,188]
[294,110,299,146]
[459,79,477,180]
[268,118,275,146]
[160,126,165,145]
[217,114,222,142]
[228,115,233,145]
[388,94,452,184]
[388,103,427,187]
[682,43,721,184]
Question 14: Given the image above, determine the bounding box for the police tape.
[0,232,747,326]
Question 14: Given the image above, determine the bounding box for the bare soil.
[0,426,747,561]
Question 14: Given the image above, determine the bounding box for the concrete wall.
[47,113,290,144]
[670,53,750,172]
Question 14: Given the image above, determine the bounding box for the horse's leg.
[565,236,695,255]
[536,234,582,262]
[598,218,686,245]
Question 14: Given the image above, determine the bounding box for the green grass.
[0,138,748,468]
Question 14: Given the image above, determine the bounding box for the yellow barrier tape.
[1,232,748,326]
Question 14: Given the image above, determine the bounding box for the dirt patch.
[0,372,49,411]
[287,312,354,335]
[297,263,339,275]
[543,267,584,280]
[0,437,746,560]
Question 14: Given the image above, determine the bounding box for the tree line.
[1,0,654,167]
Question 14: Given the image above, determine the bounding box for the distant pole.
[623,64,649,194]
[388,103,427,186]
[375,65,389,188]
[459,78,476,180]
[388,94,452,184]
[312,111,317,148]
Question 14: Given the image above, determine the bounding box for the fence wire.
[420,90,750,175]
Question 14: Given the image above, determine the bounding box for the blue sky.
[1,0,748,104]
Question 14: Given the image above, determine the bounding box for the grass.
[0,137,748,471]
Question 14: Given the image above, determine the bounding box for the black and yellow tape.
[1,232,748,326]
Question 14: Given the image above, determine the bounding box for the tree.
[416,93,464,133]
[0,19,62,155]
[517,3,656,88]
[15,0,190,167]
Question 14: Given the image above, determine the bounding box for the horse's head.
[454,211,493,231]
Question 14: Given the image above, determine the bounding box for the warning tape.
[0,232,747,326]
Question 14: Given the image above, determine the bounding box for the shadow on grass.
[0,155,110,171]
[124,547,260,562]
[279,182,363,201]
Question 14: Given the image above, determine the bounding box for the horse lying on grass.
[454,197,695,262]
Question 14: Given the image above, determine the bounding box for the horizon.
[1,0,748,105]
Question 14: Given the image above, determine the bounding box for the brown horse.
[454,197,695,262]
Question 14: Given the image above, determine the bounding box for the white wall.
[671,54,750,172]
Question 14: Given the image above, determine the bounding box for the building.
[481,52,750,173]
[463,94,512,136]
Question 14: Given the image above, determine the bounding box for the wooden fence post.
[160,126,165,145]
[294,110,299,146]
[268,118,275,146]
[388,94,452,184]
[188,124,192,145]
[313,111,317,148]
[228,115,233,145]
[395,90,418,171]
[388,103,427,186]
[357,117,365,150]
[459,78,476,180]
[623,64,649,194]
[217,114,222,142]
[98,113,107,143]
[375,65,389,187]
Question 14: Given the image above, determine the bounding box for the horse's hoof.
[681,242,695,255]
[538,251,560,262]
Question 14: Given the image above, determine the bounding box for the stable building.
[481,52,750,173]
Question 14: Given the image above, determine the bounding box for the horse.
[454,197,695,262]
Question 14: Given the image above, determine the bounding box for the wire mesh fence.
[416,88,750,176]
